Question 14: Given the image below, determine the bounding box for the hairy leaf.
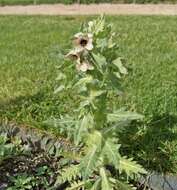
[107,110,144,123]
[102,138,121,169]
[90,90,106,99]
[92,53,107,73]
[74,114,94,145]
[66,181,85,190]
[86,131,102,150]
[56,165,80,185]
[119,157,147,178]
[109,178,133,190]
[88,15,105,35]
[79,145,98,180]
[54,85,65,94]
[100,167,113,190]
[113,58,128,75]
[56,72,66,81]
[74,75,93,89]
[90,178,101,190]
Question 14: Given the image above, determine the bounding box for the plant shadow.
[118,114,177,173]
[0,89,60,124]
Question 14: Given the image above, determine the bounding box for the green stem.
[93,92,107,130]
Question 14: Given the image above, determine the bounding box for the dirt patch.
[0,4,177,15]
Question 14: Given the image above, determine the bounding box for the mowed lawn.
[0,16,177,172]
[0,0,71,5]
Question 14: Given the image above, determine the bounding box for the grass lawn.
[0,0,70,6]
[1,0,176,5]
[0,15,177,173]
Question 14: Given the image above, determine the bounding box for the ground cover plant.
[0,0,177,5]
[0,15,177,182]
[0,123,77,189]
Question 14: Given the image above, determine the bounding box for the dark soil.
[0,151,62,190]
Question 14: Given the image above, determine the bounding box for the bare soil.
[0,4,177,15]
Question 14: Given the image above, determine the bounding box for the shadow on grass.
[1,90,177,174]
[0,86,76,130]
[119,114,177,173]
[0,89,61,125]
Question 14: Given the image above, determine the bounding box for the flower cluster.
[66,32,94,72]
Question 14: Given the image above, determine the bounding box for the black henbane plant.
[54,16,146,189]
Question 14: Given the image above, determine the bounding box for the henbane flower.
[73,32,93,52]
[76,60,94,72]
[66,49,80,61]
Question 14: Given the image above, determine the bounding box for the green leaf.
[92,53,107,66]
[79,99,91,109]
[88,15,105,35]
[66,181,85,190]
[102,138,121,169]
[116,181,134,190]
[54,85,65,94]
[119,157,147,178]
[100,167,113,190]
[79,131,102,179]
[74,114,94,145]
[96,38,107,50]
[107,110,144,123]
[103,120,132,135]
[79,145,98,179]
[113,72,121,79]
[90,178,101,190]
[109,178,133,190]
[56,165,80,185]
[113,58,128,75]
[86,130,102,150]
[56,72,66,81]
[45,116,76,127]
[92,53,107,73]
[74,75,93,88]
[90,90,106,99]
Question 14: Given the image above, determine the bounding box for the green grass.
[0,0,177,5]
[0,0,72,6]
[0,15,177,173]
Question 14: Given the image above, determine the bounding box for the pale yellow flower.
[76,60,94,72]
[73,32,93,52]
[65,49,80,61]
